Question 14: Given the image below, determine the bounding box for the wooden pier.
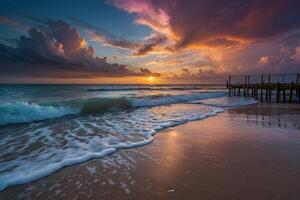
[226,73,300,103]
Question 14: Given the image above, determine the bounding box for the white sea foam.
[0,88,259,191]
[0,92,226,126]
[0,104,223,191]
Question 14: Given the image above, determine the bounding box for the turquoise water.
[0,84,226,125]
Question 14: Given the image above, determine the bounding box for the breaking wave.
[0,92,226,126]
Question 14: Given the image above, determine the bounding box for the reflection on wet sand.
[1,103,300,200]
[227,103,300,130]
[230,113,299,129]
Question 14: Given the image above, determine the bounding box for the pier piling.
[227,73,300,103]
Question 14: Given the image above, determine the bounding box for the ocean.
[0,84,257,191]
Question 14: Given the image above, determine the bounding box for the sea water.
[0,84,256,190]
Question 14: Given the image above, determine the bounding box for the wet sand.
[1,103,300,200]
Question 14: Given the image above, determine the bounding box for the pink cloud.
[111,0,300,49]
[107,0,300,80]
[290,46,300,63]
[258,56,269,66]
[109,0,172,36]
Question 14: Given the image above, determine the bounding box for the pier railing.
[226,73,300,103]
[228,73,300,85]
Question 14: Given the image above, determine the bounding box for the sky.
[0,0,300,84]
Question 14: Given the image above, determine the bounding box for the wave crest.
[0,92,226,126]
[0,102,80,126]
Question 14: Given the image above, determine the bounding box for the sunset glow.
[0,0,299,84]
[148,76,154,82]
[1,1,300,199]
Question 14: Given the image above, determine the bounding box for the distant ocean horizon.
[0,84,256,191]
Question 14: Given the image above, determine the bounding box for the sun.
[148,76,154,82]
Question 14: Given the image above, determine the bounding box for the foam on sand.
[0,104,223,191]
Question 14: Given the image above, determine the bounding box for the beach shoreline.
[1,102,300,200]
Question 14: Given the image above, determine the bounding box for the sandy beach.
[1,103,300,200]
[1,0,300,199]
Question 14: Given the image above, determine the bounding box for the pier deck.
[226,73,300,102]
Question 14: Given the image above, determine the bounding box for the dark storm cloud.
[168,0,300,48]
[111,0,300,48]
[0,20,160,78]
[111,0,300,79]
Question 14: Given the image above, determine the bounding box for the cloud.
[168,67,227,84]
[133,33,168,56]
[0,20,160,78]
[109,0,300,79]
[72,17,170,56]
[69,17,138,50]
[181,68,190,75]
[290,46,300,63]
[139,68,160,77]
[111,0,300,49]
[108,0,172,36]
[0,16,29,31]
[89,31,138,50]
[258,56,270,66]
[203,38,240,48]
